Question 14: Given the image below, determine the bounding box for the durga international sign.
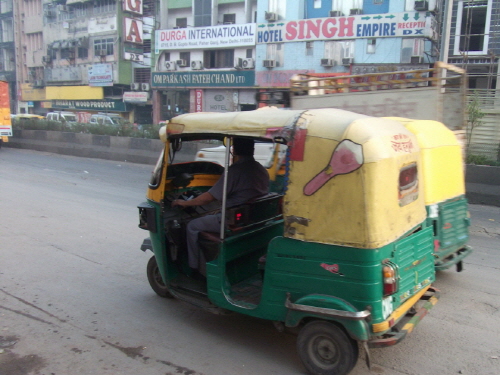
[155,23,256,50]
[257,12,435,43]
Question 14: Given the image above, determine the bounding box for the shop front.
[151,70,257,123]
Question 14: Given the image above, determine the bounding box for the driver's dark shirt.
[208,156,269,207]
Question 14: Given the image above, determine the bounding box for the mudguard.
[284,293,371,341]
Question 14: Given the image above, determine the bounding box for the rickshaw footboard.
[368,286,440,348]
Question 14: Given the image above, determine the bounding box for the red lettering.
[285,21,298,40]
[305,19,322,39]
[126,19,143,43]
[322,18,337,38]
[298,20,306,39]
[338,17,355,37]
[126,0,141,13]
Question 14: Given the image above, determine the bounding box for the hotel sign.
[155,23,256,51]
[257,12,435,43]
[152,70,255,88]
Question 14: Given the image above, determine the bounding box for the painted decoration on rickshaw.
[303,139,363,196]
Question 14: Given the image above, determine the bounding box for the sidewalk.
[466,165,500,207]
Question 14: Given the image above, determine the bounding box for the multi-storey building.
[151,0,258,124]
[255,0,441,91]
[13,0,153,124]
[1,0,15,113]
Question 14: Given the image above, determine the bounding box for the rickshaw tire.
[297,320,358,375]
[147,256,174,298]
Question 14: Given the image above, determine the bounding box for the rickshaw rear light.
[383,264,398,296]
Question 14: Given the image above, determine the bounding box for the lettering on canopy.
[257,12,434,43]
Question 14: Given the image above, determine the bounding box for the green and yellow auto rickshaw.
[138,107,442,375]
[388,118,473,271]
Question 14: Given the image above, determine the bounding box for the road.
[0,148,499,375]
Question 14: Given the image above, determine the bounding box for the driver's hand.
[171,199,184,208]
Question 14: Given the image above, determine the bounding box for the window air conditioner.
[410,56,424,64]
[329,11,342,17]
[263,59,276,68]
[234,58,243,69]
[321,58,335,67]
[350,8,362,15]
[191,60,203,70]
[414,1,429,11]
[176,59,187,67]
[165,61,177,71]
[141,83,150,91]
[342,58,354,65]
[265,11,277,22]
[242,58,254,69]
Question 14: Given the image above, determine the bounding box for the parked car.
[46,111,77,124]
[89,113,131,127]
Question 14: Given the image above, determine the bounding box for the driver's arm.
[172,192,216,208]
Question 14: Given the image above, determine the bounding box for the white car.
[195,142,286,168]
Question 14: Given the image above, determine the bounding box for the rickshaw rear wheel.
[147,256,174,298]
[297,320,358,375]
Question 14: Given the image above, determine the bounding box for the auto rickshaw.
[388,118,473,271]
[138,107,440,375]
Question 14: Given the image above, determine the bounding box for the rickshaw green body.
[139,108,447,352]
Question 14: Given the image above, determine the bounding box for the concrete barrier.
[5,129,500,206]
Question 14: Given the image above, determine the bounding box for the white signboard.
[88,64,113,87]
[123,0,142,15]
[256,12,435,43]
[124,17,143,44]
[124,51,144,62]
[155,23,256,50]
[123,91,148,103]
[88,16,117,34]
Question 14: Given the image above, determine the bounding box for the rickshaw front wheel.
[297,320,358,375]
[147,256,174,298]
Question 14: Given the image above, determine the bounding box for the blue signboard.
[152,70,255,88]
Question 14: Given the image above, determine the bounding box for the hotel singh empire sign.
[256,11,436,43]
[152,23,256,88]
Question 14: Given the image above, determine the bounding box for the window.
[0,0,13,13]
[1,19,13,42]
[454,0,492,55]
[269,0,286,18]
[78,47,88,59]
[306,41,314,56]
[61,48,73,59]
[143,0,155,17]
[314,0,322,9]
[134,68,151,83]
[401,38,424,63]
[246,49,253,58]
[399,163,418,206]
[203,49,234,68]
[94,38,114,56]
[179,51,190,66]
[194,0,211,27]
[93,0,115,14]
[176,18,187,28]
[72,3,89,18]
[223,13,236,24]
[143,39,151,54]
[266,43,284,67]
[367,39,376,54]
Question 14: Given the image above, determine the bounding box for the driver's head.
[233,138,254,156]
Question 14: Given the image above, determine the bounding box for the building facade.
[151,0,258,125]
[13,0,153,124]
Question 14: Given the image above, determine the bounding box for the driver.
[172,138,269,279]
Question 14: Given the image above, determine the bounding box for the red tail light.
[383,264,398,296]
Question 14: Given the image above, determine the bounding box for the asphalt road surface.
[1,148,499,375]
